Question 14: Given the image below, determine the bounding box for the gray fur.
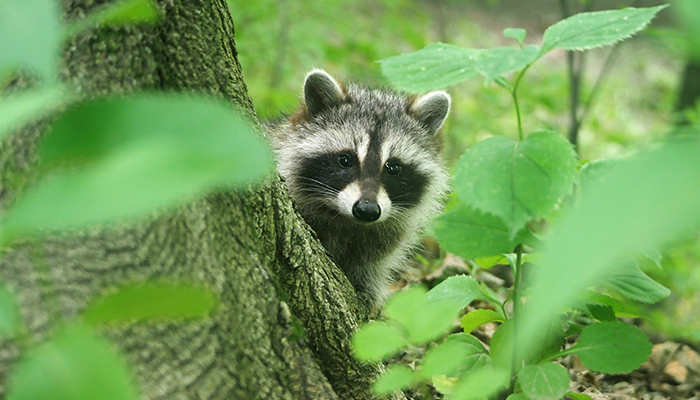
[268,69,450,306]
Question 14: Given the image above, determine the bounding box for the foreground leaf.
[422,333,489,378]
[542,6,667,53]
[7,323,137,400]
[0,85,69,139]
[447,366,509,400]
[453,131,577,236]
[372,364,416,395]
[517,363,569,400]
[0,283,20,337]
[3,94,272,240]
[599,263,670,304]
[568,321,652,374]
[82,282,218,325]
[434,202,536,259]
[518,134,700,354]
[380,43,480,92]
[460,309,505,333]
[384,285,467,344]
[0,0,62,79]
[352,321,408,361]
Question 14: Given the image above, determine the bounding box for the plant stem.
[508,244,525,393]
[512,68,529,141]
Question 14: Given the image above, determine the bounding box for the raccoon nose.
[352,200,381,222]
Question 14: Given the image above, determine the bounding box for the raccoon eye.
[385,161,402,176]
[338,154,353,168]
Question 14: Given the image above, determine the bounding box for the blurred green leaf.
[0,0,63,79]
[0,282,20,337]
[674,0,700,59]
[542,6,668,53]
[520,135,700,360]
[82,282,218,325]
[3,94,272,240]
[422,333,489,378]
[517,363,569,400]
[460,309,504,333]
[7,323,137,400]
[566,393,594,400]
[491,319,564,371]
[380,43,480,93]
[384,286,461,344]
[577,291,643,318]
[503,28,527,46]
[351,321,408,362]
[453,131,577,237]
[599,263,670,304]
[67,0,161,37]
[0,85,69,139]
[434,202,536,260]
[474,46,540,82]
[567,321,652,374]
[372,364,416,395]
[427,275,486,311]
[447,365,509,400]
[578,158,622,194]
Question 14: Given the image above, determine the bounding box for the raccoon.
[269,69,450,305]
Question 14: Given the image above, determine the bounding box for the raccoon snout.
[352,200,381,222]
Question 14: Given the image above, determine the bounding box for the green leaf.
[427,275,487,311]
[473,255,508,269]
[384,286,460,344]
[372,364,416,395]
[474,46,540,82]
[434,202,537,260]
[453,131,577,236]
[447,366,510,400]
[566,393,593,400]
[352,321,408,362]
[0,85,70,139]
[380,43,480,93]
[81,282,218,325]
[7,323,138,400]
[460,309,505,333]
[568,321,652,374]
[67,0,161,37]
[578,158,622,194]
[491,319,564,371]
[0,283,20,337]
[542,6,668,53]
[3,94,272,241]
[599,263,670,304]
[517,363,569,400]
[0,0,63,79]
[674,0,700,59]
[505,395,530,400]
[585,304,616,322]
[422,333,489,378]
[577,291,643,319]
[503,28,527,46]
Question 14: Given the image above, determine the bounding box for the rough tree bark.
[0,1,403,399]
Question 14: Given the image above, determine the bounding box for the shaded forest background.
[226,0,699,344]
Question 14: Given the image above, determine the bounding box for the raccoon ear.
[410,91,451,134]
[303,69,345,117]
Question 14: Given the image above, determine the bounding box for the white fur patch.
[336,182,361,217]
[376,187,392,222]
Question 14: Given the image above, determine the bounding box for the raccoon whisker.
[298,177,340,194]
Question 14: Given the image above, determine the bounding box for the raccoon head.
[275,69,450,227]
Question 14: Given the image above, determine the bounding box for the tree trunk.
[0,1,400,399]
